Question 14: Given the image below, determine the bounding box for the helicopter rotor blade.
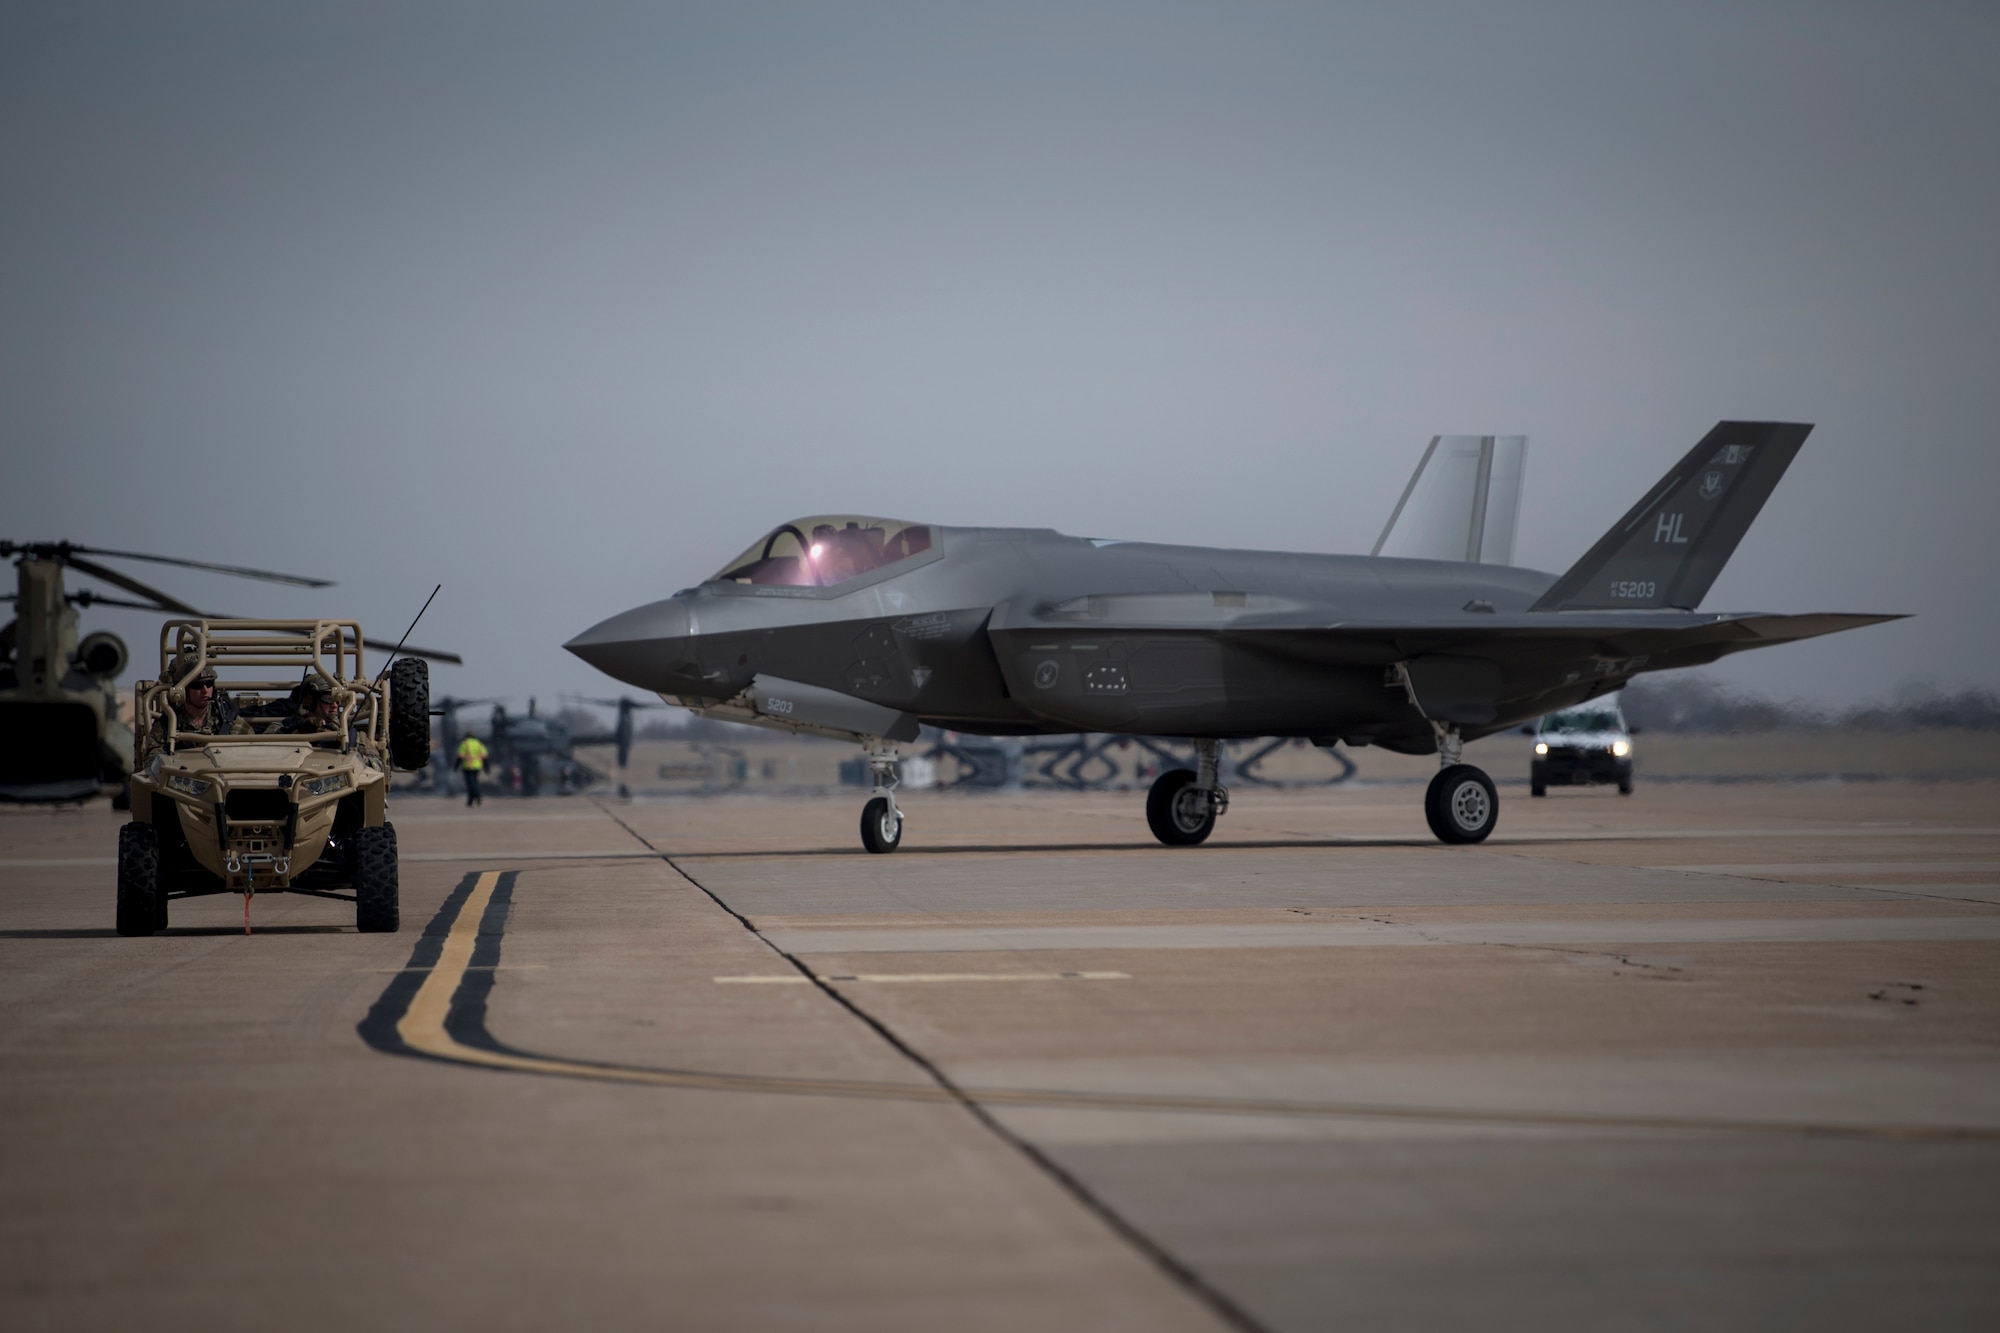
[328,630,462,666]
[61,556,205,615]
[68,591,193,612]
[66,545,333,588]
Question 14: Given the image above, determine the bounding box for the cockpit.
[711,516,935,589]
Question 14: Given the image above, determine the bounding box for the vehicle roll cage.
[139,619,389,756]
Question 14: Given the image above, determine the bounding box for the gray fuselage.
[564,527,1740,754]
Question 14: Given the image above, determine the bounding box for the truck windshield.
[713,516,934,588]
[1544,710,1622,734]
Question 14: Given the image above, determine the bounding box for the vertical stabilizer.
[1372,435,1528,565]
[1529,421,1811,611]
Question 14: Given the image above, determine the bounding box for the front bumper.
[1532,748,1633,786]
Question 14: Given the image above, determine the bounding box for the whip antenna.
[374,584,442,684]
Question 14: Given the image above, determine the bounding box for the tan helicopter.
[1,541,460,806]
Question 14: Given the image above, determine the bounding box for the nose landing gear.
[859,743,904,854]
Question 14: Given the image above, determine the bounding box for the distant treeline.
[1621,674,2000,733]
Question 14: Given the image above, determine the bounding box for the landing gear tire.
[354,823,400,933]
[1425,764,1498,844]
[1147,769,1216,847]
[861,796,902,854]
[116,822,161,936]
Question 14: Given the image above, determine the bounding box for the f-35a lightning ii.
[566,422,1899,853]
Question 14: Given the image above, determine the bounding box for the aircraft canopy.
[713,516,934,588]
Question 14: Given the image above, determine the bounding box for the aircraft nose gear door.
[860,742,904,854]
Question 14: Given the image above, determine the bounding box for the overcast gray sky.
[5,1,1996,712]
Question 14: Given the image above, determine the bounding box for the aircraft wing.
[1226,610,1905,670]
[1219,611,1904,731]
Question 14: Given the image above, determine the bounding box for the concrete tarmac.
[3,780,1999,1331]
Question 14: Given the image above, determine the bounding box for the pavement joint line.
[654,825,2000,861]
[401,850,663,862]
[1648,862,2000,875]
[714,971,1134,984]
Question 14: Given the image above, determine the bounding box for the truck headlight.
[164,773,210,797]
[1611,740,1630,757]
[301,772,349,796]
[1534,742,1548,755]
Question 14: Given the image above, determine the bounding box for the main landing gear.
[1146,739,1228,847]
[858,743,904,854]
[1423,724,1498,844]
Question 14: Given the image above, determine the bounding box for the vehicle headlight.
[164,772,210,797]
[301,772,349,797]
[1534,742,1548,755]
[1611,740,1631,757]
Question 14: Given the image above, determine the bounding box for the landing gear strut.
[859,742,903,854]
[1146,739,1228,846]
[1423,721,1498,844]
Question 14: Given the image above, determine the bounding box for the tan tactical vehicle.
[119,620,430,936]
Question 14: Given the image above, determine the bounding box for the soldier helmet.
[298,670,338,702]
[169,651,218,686]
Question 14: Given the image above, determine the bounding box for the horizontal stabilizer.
[1532,422,1810,612]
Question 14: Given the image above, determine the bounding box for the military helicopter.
[1,540,462,805]
[566,422,1901,852]
[474,699,603,797]
[564,694,664,797]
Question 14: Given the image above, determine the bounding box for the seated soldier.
[277,671,346,747]
[240,669,318,727]
[136,652,250,768]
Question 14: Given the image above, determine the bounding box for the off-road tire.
[388,658,431,772]
[116,822,161,936]
[1146,769,1216,847]
[354,824,400,933]
[1530,761,1547,798]
[1618,775,1634,796]
[1425,764,1499,845]
[860,796,902,854]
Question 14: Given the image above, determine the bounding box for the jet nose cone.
[565,598,693,690]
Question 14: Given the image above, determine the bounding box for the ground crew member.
[136,653,250,768]
[455,732,489,807]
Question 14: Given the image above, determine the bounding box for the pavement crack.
[588,800,1267,1333]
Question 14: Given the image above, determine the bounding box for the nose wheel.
[859,744,905,854]
[861,795,903,854]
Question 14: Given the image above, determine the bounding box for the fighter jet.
[566,422,1898,853]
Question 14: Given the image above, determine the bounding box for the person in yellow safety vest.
[454,733,490,807]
